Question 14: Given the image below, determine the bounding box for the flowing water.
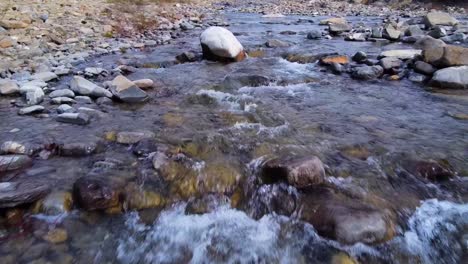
[0,13,467,263]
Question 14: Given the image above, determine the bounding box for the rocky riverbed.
[1,1,468,264]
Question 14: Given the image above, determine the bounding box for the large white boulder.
[431,66,468,89]
[200,26,245,62]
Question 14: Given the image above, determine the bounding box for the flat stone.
[74,96,93,104]
[0,180,49,208]
[56,113,90,125]
[329,23,351,35]
[380,49,422,60]
[49,89,75,98]
[70,76,112,98]
[18,105,45,115]
[0,20,29,29]
[32,72,58,82]
[319,17,347,25]
[51,97,76,105]
[60,142,98,157]
[0,155,32,172]
[116,131,155,144]
[0,79,20,95]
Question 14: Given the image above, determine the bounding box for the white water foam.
[400,199,468,264]
[117,205,316,264]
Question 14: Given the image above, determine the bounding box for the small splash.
[400,199,468,264]
[231,121,290,138]
[196,89,253,111]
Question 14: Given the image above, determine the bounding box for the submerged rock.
[248,183,297,219]
[200,26,245,62]
[402,160,454,182]
[431,66,468,89]
[39,191,73,215]
[124,183,165,210]
[307,29,322,39]
[73,177,121,211]
[265,39,291,48]
[261,156,325,188]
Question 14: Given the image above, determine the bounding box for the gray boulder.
[414,61,436,75]
[423,11,458,29]
[351,65,384,80]
[0,79,20,95]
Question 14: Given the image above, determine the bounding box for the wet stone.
[56,113,90,125]
[0,180,50,208]
[352,51,367,63]
[299,186,395,245]
[73,176,121,211]
[0,155,33,172]
[0,141,28,155]
[59,142,98,157]
[261,156,326,188]
[70,76,112,98]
